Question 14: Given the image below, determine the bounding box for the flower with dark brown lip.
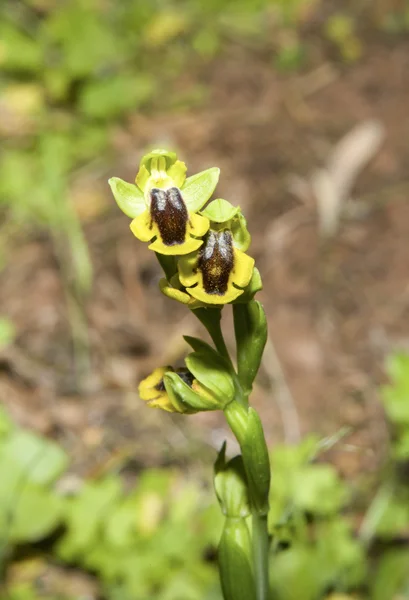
[177,229,255,304]
[109,148,220,256]
[130,186,209,255]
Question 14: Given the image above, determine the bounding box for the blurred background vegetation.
[2,0,409,598]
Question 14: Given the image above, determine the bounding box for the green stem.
[201,309,271,599]
[252,513,270,600]
[192,307,233,368]
[224,402,271,600]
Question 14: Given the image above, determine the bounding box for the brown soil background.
[2,37,409,491]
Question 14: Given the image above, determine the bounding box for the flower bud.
[218,518,256,600]
[214,448,251,519]
[224,403,271,516]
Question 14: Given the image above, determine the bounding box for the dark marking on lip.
[154,379,166,392]
[150,187,188,246]
[177,370,195,387]
[198,230,234,295]
[154,369,195,392]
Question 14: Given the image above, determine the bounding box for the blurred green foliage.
[0,0,402,287]
[2,351,409,599]
[2,2,409,598]
[0,0,317,298]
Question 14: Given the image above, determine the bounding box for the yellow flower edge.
[139,366,177,412]
[159,278,204,309]
[178,248,255,305]
[130,211,209,256]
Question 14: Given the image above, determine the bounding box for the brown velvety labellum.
[150,187,188,246]
[155,378,166,392]
[155,369,194,392]
[198,230,234,295]
[177,369,195,387]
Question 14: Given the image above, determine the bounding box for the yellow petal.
[130,211,156,242]
[231,249,255,288]
[159,278,192,305]
[139,367,169,401]
[187,272,244,305]
[178,253,199,287]
[188,213,209,238]
[147,394,176,412]
[148,236,203,256]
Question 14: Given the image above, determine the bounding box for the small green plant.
[110,148,270,600]
[324,13,363,63]
[3,345,409,598]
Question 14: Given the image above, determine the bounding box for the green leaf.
[80,74,155,119]
[292,464,347,515]
[385,352,409,386]
[201,199,239,223]
[233,301,267,395]
[105,500,137,547]
[8,485,63,543]
[58,476,122,558]
[214,455,250,519]
[181,168,220,212]
[185,350,235,404]
[109,177,146,218]
[0,24,43,73]
[372,550,409,600]
[0,429,68,486]
[393,428,409,460]
[241,408,271,515]
[218,519,256,600]
[375,493,409,537]
[44,3,120,78]
[0,405,14,438]
[184,335,218,354]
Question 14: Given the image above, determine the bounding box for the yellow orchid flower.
[159,274,203,308]
[139,364,229,413]
[139,366,194,413]
[130,186,210,255]
[178,229,255,305]
[109,149,220,256]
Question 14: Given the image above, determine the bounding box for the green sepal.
[214,451,251,519]
[108,177,146,218]
[139,148,177,171]
[218,518,256,600]
[233,268,263,304]
[185,349,235,406]
[241,408,271,516]
[164,372,219,412]
[181,167,220,212]
[201,198,239,223]
[231,212,251,251]
[184,335,218,354]
[233,300,267,395]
